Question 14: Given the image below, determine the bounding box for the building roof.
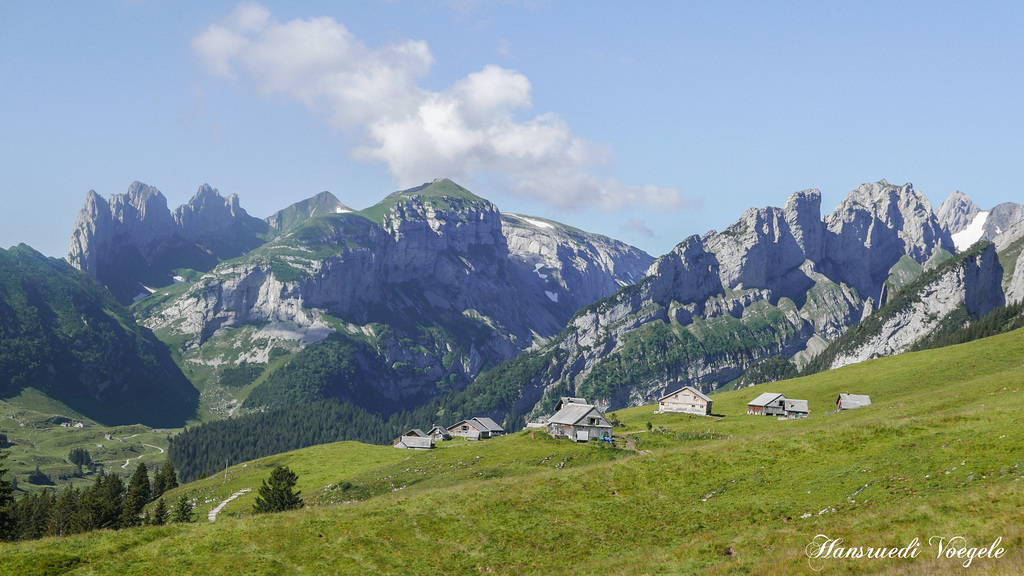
[396,436,433,449]
[555,396,589,411]
[748,392,786,407]
[837,394,871,409]
[785,399,809,413]
[401,428,428,438]
[659,385,712,403]
[548,403,612,428]
[427,425,451,437]
[472,417,504,432]
[448,419,487,432]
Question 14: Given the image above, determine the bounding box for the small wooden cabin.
[448,419,489,440]
[427,425,452,441]
[747,392,787,416]
[658,386,713,416]
[472,417,505,437]
[547,403,613,442]
[783,399,809,419]
[393,429,433,449]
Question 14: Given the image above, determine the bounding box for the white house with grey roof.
[547,401,613,442]
[658,386,713,416]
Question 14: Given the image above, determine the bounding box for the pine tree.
[0,450,16,541]
[121,463,151,527]
[171,493,194,523]
[93,472,125,530]
[158,460,178,495]
[149,498,168,526]
[50,485,79,537]
[151,467,165,499]
[252,465,303,514]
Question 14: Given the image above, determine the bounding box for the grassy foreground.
[4,329,1024,575]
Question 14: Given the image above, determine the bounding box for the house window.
[588,417,598,426]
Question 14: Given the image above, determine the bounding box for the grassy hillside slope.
[0,394,175,494]
[5,328,1024,575]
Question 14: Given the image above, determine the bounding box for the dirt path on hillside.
[622,434,650,455]
[208,488,251,522]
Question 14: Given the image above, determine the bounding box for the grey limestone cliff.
[826,243,1005,369]
[487,180,972,417]
[67,181,270,303]
[136,179,652,411]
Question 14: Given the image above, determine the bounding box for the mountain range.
[3,177,1023,433]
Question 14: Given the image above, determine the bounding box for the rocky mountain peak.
[67,181,269,303]
[823,181,953,299]
[645,235,724,305]
[936,190,981,235]
[266,191,350,231]
[173,184,254,238]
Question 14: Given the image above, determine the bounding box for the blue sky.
[2,1,1022,259]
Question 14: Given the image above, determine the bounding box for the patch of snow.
[336,207,352,213]
[545,291,558,302]
[533,262,548,279]
[172,275,187,283]
[952,211,989,251]
[511,214,554,229]
[132,284,158,302]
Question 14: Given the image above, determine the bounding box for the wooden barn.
[393,429,434,449]
[448,419,489,440]
[783,399,809,419]
[747,392,788,416]
[547,402,613,442]
[658,386,713,416]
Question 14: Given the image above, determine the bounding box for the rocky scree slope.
[135,179,652,413]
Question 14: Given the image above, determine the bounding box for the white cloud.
[193,3,685,213]
[622,218,656,238]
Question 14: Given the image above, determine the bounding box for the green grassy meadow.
[4,328,1024,575]
[0,390,174,493]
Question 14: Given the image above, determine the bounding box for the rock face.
[827,243,1005,369]
[472,180,981,419]
[136,179,652,412]
[502,213,653,314]
[936,190,981,234]
[994,219,1024,304]
[822,181,953,301]
[67,182,271,303]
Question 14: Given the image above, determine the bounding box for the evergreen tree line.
[0,455,194,542]
[169,359,540,483]
[910,300,1024,352]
